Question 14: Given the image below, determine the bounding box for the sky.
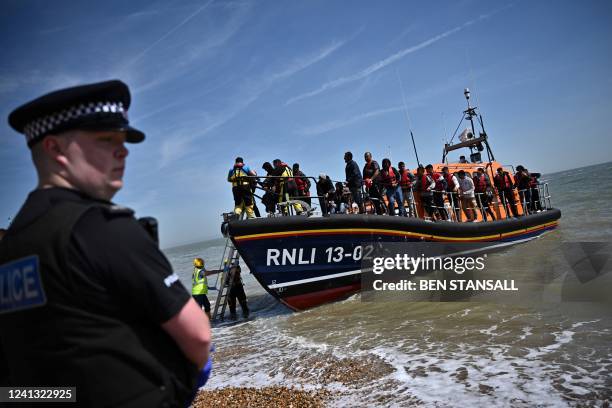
[1,0,611,248]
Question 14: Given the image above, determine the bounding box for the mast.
[443,88,495,163]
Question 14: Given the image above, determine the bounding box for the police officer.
[192,258,211,319]
[0,80,211,407]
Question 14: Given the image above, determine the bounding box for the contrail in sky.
[123,0,214,69]
[286,7,510,106]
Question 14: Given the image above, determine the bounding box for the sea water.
[164,161,612,407]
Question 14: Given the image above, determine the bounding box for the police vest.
[0,200,196,407]
[191,267,208,295]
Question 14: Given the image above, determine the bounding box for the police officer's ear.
[40,134,72,165]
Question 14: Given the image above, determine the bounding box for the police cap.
[8,79,145,147]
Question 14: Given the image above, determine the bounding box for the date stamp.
[0,387,76,402]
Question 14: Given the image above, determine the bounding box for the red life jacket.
[474,174,487,193]
[400,169,413,188]
[420,174,431,192]
[295,173,307,191]
[432,172,445,191]
[444,173,456,191]
[381,167,397,187]
[529,175,538,188]
[495,173,512,190]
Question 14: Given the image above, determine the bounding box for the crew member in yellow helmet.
[192,257,211,319]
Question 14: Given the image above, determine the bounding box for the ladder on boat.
[211,215,242,321]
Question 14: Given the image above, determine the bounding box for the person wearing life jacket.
[416,165,436,220]
[316,173,335,215]
[526,168,543,212]
[473,168,496,221]
[192,257,211,319]
[260,162,278,216]
[273,159,303,215]
[228,157,257,218]
[292,163,311,208]
[494,167,519,218]
[344,151,364,213]
[398,162,416,217]
[514,165,532,215]
[426,164,448,221]
[380,158,406,216]
[442,166,461,221]
[362,152,385,215]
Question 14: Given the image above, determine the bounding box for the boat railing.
[227,174,553,222]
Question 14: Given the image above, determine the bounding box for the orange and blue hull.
[226,209,561,310]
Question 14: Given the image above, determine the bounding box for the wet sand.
[192,386,330,408]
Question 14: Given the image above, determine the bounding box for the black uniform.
[363,160,385,215]
[227,267,249,318]
[0,188,197,407]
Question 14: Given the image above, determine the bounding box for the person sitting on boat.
[228,157,257,219]
[494,167,519,218]
[458,170,478,222]
[273,159,304,215]
[363,152,385,215]
[442,166,461,221]
[380,158,406,216]
[415,165,436,220]
[292,163,311,208]
[344,151,364,213]
[192,257,211,319]
[526,168,543,213]
[227,264,249,319]
[427,164,449,221]
[261,162,278,216]
[316,173,335,215]
[473,168,496,221]
[514,165,532,215]
[398,162,415,217]
[332,182,351,214]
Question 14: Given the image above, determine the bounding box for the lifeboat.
[222,89,561,310]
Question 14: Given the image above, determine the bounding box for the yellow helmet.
[193,258,204,268]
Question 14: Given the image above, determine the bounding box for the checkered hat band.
[23,101,127,142]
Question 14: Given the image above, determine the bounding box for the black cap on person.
[8,79,145,148]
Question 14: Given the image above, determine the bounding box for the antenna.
[395,69,421,167]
